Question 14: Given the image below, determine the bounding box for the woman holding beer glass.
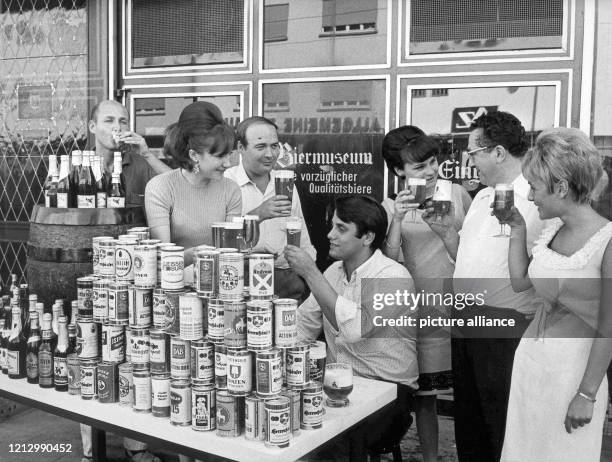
[381,126,472,462]
[499,128,612,461]
[145,101,242,265]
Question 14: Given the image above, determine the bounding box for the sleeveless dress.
[501,219,612,462]
[383,183,470,394]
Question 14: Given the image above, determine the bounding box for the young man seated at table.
[285,195,418,459]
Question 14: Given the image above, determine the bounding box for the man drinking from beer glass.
[225,116,316,300]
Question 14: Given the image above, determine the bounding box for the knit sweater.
[145,169,242,249]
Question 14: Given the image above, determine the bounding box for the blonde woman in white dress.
[500,127,612,461]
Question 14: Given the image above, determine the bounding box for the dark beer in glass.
[493,183,514,237]
[323,363,353,407]
[275,170,295,199]
[406,178,427,222]
[432,179,452,220]
[285,217,302,247]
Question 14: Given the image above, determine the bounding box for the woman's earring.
[193,163,200,174]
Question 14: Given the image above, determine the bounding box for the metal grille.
[0,0,90,290]
[132,0,243,59]
[411,0,563,43]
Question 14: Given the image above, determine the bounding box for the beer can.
[161,245,185,290]
[115,239,137,282]
[133,244,157,289]
[170,379,192,426]
[152,288,166,329]
[107,281,129,325]
[286,342,310,390]
[227,348,252,396]
[211,222,224,248]
[170,336,190,379]
[248,254,274,298]
[192,381,216,431]
[133,369,152,413]
[247,301,273,351]
[151,373,171,417]
[195,250,219,297]
[125,327,132,363]
[127,227,150,241]
[300,381,324,429]
[215,344,227,390]
[273,299,298,348]
[216,390,244,437]
[118,362,134,407]
[245,394,267,441]
[97,361,119,403]
[76,316,99,359]
[256,349,282,397]
[80,358,98,400]
[140,238,161,246]
[93,236,114,276]
[156,242,170,285]
[67,354,81,395]
[164,289,187,335]
[264,397,291,448]
[92,279,109,323]
[129,286,152,328]
[76,277,94,318]
[101,323,125,363]
[98,239,116,278]
[309,341,327,383]
[130,328,150,368]
[179,293,204,341]
[207,299,224,343]
[150,329,170,373]
[281,388,301,436]
[218,252,244,301]
[118,234,139,242]
[224,300,247,349]
[190,339,214,382]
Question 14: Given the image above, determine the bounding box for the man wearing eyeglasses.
[424,111,544,462]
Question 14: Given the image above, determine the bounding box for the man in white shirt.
[225,116,316,300]
[286,195,417,458]
[424,111,544,462]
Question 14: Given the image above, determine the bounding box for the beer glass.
[211,222,224,248]
[231,217,249,251]
[405,178,427,222]
[432,179,452,222]
[243,215,260,252]
[323,363,353,407]
[275,170,295,201]
[492,183,514,237]
[285,216,302,247]
[222,221,243,249]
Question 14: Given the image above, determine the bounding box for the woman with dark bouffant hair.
[145,101,242,266]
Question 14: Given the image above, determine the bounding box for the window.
[321,0,377,36]
[431,88,448,97]
[264,4,289,42]
[264,83,290,112]
[412,89,427,98]
[319,81,371,111]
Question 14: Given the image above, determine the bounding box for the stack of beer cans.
[65,224,328,449]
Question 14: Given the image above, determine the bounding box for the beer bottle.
[43,154,58,207]
[26,312,41,384]
[35,302,45,327]
[108,173,125,208]
[8,306,27,379]
[57,155,71,208]
[77,154,96,208]
[19,284,28,331]
[0,319,6,375]
[67,324,77,355]
[9,274,18,305]
[52,302,62,337]
[68,151,82,208]
[111,151,127,195]
[70,300,78,326]
[92,155,107,208]
[2,299,12,375]
[38,313,55,388]
[54,315,69,391]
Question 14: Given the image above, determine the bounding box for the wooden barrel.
[26,205,147,309]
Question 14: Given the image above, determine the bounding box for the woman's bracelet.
[577,391,596,403]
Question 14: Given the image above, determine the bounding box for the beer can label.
[224,303,247,349]
[274,302,298,347]
[97,363,118,403]
[286,349,310,388]
[227,352,252,395]
[218,254,244,300]
[215,348,227,389]
[249,256,274,297]
[207,301,224,341]
[256,355,282,396]
[129,288,152,328]
[108,287,129,324]
[150,332,169,373]
[77,284,94,318]
[170,338,190,379]
[179,294,203,341]
[133,247,157,288]
[216,395,243,435]
[101,325,125,362]
[119,369,134,406]
[265,407,291,447]
[153,290,166,329]
[152,376,171,417]
[93,286,108,322]
[80,365,97,398]
[190,342,215,382]
[98,243,115,277]
[115,242,135,281]
[161,252,185,290]
[133,374,152,412]
[164,290,185,335]
[196,255,216,296]
[76,319,99,359]
[130,331,150,365]
[170,385,192,425]
[192,389,216,430]
[301,390,324,429]
[247,306,273,350]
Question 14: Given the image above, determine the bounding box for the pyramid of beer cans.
[68,225,327,448]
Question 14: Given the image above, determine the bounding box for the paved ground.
[0,402,611,462]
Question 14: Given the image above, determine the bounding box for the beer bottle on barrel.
[38,313,55,388]
[8,306,27,379]
[53,315,69,391]
[68,151,82,208]
[56,155,71,208]
[0,319,6,375]
[92,155,107,208]
[108,173,125,208]
[44,154,58,207]
[77,154,96,208]
[26,312,41,384]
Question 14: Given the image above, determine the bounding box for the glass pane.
[263,80,386,267]
[133,95,242,159]
[263,0,387,70]
[409,0,564,55]
[130,0,244,68]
